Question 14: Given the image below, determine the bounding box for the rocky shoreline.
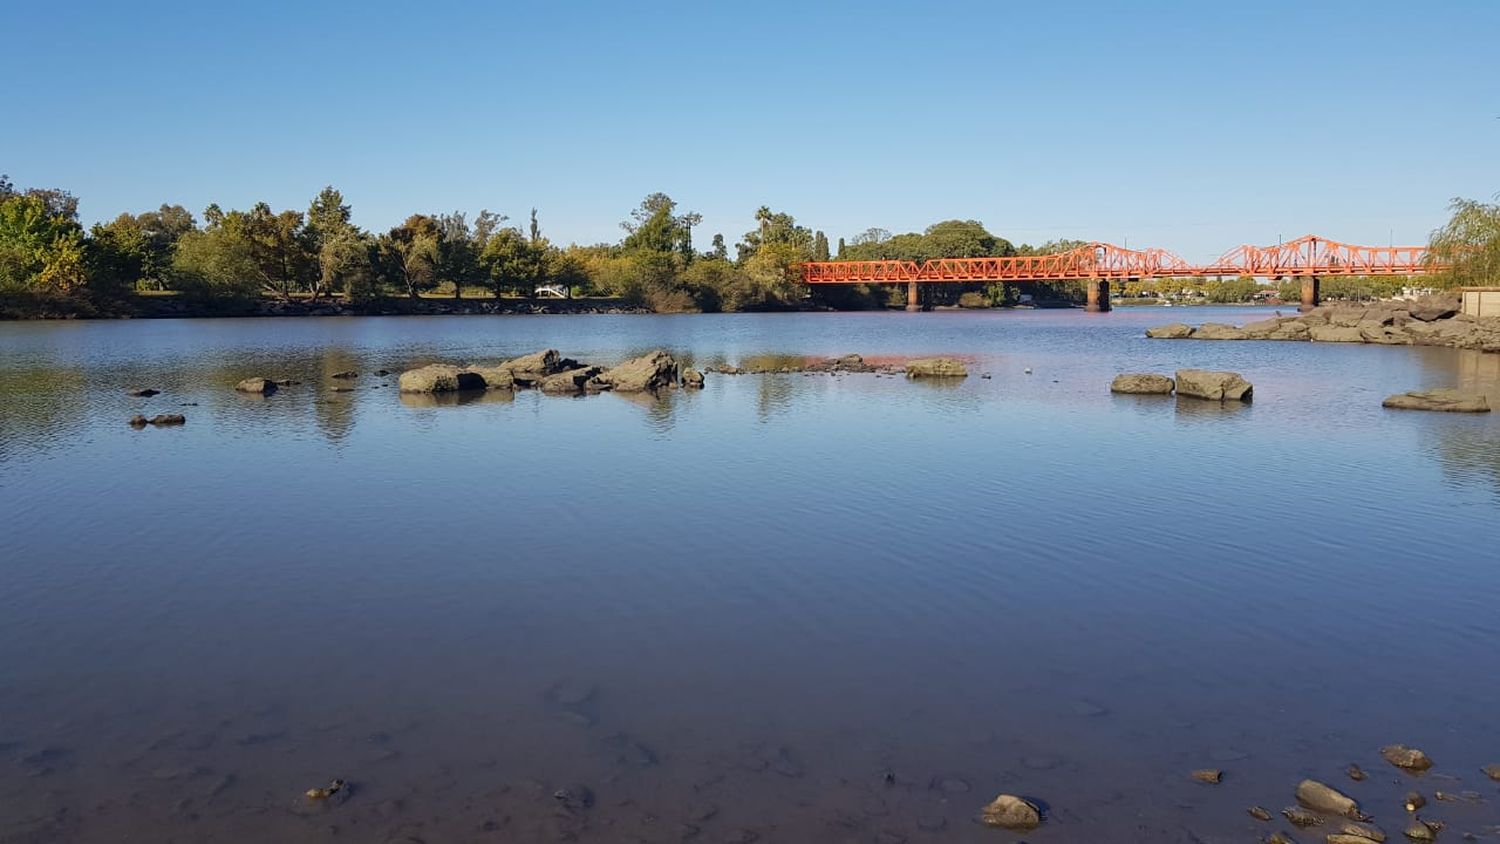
[1145,295,1500,352]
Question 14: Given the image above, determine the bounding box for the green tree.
[0,191,86,296]
[813,230,830,261]
[377,215,443,298]
[1429,196,1500,289]
[306,187,361,300]
[479,227,543,296]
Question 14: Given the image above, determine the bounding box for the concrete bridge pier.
[906,280,920,312]
[1299,276,1320,311]
[1085,280,1111,312]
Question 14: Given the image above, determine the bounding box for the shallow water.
[2,307,1499,843]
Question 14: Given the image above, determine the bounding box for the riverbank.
[1146,295,1500,352]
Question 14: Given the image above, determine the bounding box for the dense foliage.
[1,176,1492,316]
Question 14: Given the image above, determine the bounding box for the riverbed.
[2,308,1499,842]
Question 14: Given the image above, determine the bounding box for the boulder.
[1409,297,1459,322]
[1310,325,1367,343]
[1381,389,1490,413]
[461,365,516,390]
[497,349,568,383]
[1174,369,1253,402]
[1192,322,1247,340]
[149,414,186,426]
[1403,821,1435,842]
[1380,745,1435,771]
[905,358,968,378]
[1269,320,1312,341]
[1110,373,1174,395]
[397,364,486,394]
[1145,323,1193,339]
[1239,317,1286,338]
[235,377,277,394]
[539,366,604,394]
[1295,779,1363,819]
[681,368,705,388]
[979,794,1040,830]
[593,350,680,392]
[1333,821,1387,842]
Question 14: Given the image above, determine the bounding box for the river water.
[2,307,1498,843]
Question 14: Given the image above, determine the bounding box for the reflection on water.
[1,310,1499,842]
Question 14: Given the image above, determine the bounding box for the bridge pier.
[905,280,920,312]
[1085,280,1111,313]
[1299,276,1320,312]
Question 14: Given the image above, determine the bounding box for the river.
[2,307,1498,842]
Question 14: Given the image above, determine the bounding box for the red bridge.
[800,235,1443,312]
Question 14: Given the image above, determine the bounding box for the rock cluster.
[129,414,186,427]
[398,349,691,397]
[1145,295,1500,351]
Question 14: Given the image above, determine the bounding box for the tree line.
[2,176,1494,316]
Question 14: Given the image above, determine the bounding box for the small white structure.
[534,284,571,299]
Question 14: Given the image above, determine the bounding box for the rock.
[305,778,346,800]
[1268,833,1296,844]
[1381,745,1434,771]
[149,414,186,426]
[1174,369,1253,402]
[128,414,149,427]
[1192,769,1223,784]
[709,364,741,375]
[1405,792,1426,812]
[1146,323,1193,339]
[497,349,568,384]
[1382,389,1490,413]
[1310,325,1368,343]
[1192,322,1248,340]
[681,368,705,388]
[1111,373,1174,394]
[593,350,680,392]
[1331,835,1382,844]
[331,371,358,379]
[1270,320,1313,341]
[1482,764,1500,782]
[1347,764,1367,781]
[1410,297,1459,322]
[905,358,968,378]
[539,367,603,395]
[1284,806,1325,827]
[460,365,516,391]
[127,388,160,397]
[1249,806,1273,821]
[1296,779,1364,819]
[1240,317,1287,338]
[374,369,391,376]
[1334,821,1388,842]
[397,364,486,394]
[979,794,1041,830]
[273,378,301,386]
[1403,822,1435,842]
[235,377,277,394]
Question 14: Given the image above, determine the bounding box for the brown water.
[2,309,1499,843]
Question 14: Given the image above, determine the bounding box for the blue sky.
[3,0,1496,261]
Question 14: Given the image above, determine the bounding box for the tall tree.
[813,230,830,261]
[306,187,359,300]
[1429,196,1500,289]
[378,214,443,298]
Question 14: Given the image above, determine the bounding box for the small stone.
[1248,806,1273,821]
[331,371,358,379]
[1381,745,1434,771]
[1403,822,1435,842]
[1297,779,1364,819]
[1334,820,1388,842]
[1348,764,1368,781]
[1191,769,1223,784]
[1482,764,1500,782]
[149,414,185,426]
[128,388,160,397]
[374,370,391,376]
[235,377,277,394]
[1405,792,1426,812]
[1267,833,1295,844]
[129,414,149,427]
[979,794,1041,831]
[681,368,705,389]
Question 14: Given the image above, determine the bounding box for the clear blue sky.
[3,0,1496,261]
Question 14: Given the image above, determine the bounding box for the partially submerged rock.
[1333,820,1388,842]
[1282,806,1324,827]
[1482,763,1500,782]
[592,350,680,392]
[905,357,968,378]
[1175,369,1253,402]
[235,377,277,395]
[331,371,358,379]
[1382,389,1490,413]
[1295,779,1364,819]
[1247,806,1272,821]
[1145,323,1193,339]
[1404,791,1426,812]
[305,778,346,800]
[130,414,185,427]
[397,364,486,394]
[539,366,604,395]
[979,794,1041,830]
[1192,322,1247,340]
[681,368,705,388]
[1347,764,1367,782]
[1380,745,1435,771]
[1402,821,1435,842]
[127,388,160,397]
[1191,768,1223,784]
[1111,373,1174,394]
[499,349,568,384]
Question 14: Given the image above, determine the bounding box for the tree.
[529,208,541,243]
[0,191,86,296]
[306,187,360,300]
[378,215,443,298]
[479,227,543,296]
[836,237,846,258]
[1429,196,1500,289]
[710,233,728,261]
[813,230,830,262]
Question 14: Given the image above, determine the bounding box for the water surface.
[3,308,1499,842]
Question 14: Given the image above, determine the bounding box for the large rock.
[1310,325,1367,343]
[1295,779,1363,819]
[1146,323,1193,339]
[1382,389,1490,413]
[460,365,516,390]
[1409,296,1459,322]
[1110,373,1174,394]
[1192,322,1247,340]
[1379,744,1435,771]
[979,794,1041,830]
[1269,320,1312,341]
[1174,369,1253,402]
[593,350,680,392]
[539,366,603,394]
[398,364,486,394]
[235,377,277,394]
[905,358,968,378]
[1239,317,1286,339]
